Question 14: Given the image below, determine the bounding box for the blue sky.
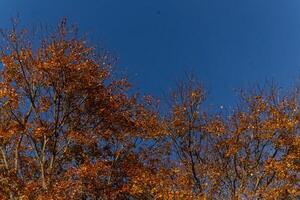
[1,0,300,108]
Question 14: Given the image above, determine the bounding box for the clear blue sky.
[1,0,300,108]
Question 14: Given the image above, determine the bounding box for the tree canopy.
[0,19,299,200]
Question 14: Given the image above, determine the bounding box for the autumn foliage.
[0,19,299,200]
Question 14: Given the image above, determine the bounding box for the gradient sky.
[1,0,300,109]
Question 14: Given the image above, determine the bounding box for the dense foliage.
[0,19,299,200]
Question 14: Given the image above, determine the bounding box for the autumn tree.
[213,86,300,199]
[0,18,299,200]
[166,80,299,199]
[165,74,227,199]
[0,18,166,199]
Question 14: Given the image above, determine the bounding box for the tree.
[213,86,300,199]
[166,81,299,199]
[0,19,165,199]
[0,19,299,200]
